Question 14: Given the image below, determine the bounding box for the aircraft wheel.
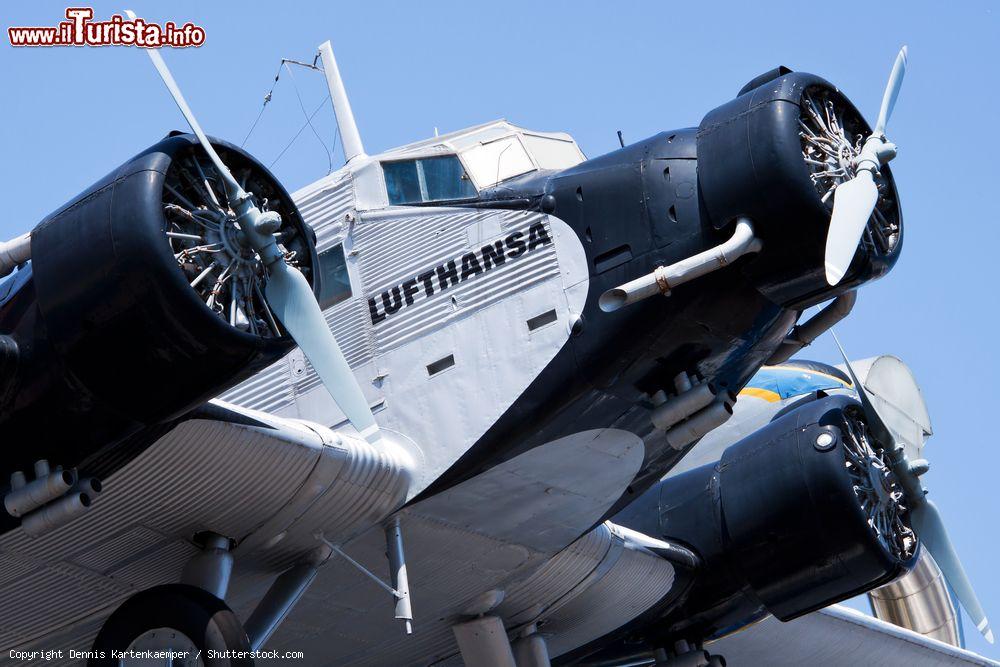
[89,584,252,666]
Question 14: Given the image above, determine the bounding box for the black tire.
[89,584,253,666]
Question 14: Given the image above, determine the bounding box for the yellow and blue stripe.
[739,364,852,403]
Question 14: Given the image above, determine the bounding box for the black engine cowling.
[697,70,903,308]
[0,134,316,475]
[615,393,917,642]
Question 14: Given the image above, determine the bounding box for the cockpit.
[365,120,586,207]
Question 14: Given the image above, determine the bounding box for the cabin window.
[426,354,456,376]
[526,309,558,332]
[316,244,352,309]
[382,156,477,205]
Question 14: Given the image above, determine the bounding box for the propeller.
[832,332,992,644]
[824,46,907,286]
[127,10,380,443]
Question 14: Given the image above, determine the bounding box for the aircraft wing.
[4,412,650,664]
[224,427,651,665]
[708,605,999,667]
[1,400,410,656]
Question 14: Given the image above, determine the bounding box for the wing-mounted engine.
[614,393,917,643]
[697,69,903,307]
[0,134,317,473]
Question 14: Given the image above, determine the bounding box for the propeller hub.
[137,24,382,447]
[161,145,311,338]
[868,463,896,505]
[218,215,257,263]
[820,45,907,286]
[803,86,902,285]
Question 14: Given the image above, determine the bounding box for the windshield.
[382,156,477,205]
[461,136,535,189]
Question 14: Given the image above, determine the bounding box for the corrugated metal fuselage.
[220,129,798,512]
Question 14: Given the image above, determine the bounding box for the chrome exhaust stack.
[0,231,31,280]
[652,382,719,431]
[4,460,102,537]
[663,398,735,450]
[4,460,77,518]
[77,477,103,498]
[767,291,857,365]
[21,492,92,537]
[599,218,761,312]
[650,375,736,450]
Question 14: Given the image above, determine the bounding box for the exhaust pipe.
[77,477,103,498]
[767,291,857,365]
[4,461,77,518]
[652,382,718,431]
[599,218,761,312]
[21,492,91,537]
[663,397,735,450]
[0,232,31,279]
[5,461,103,537]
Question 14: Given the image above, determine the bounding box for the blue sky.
[3,0,998,659]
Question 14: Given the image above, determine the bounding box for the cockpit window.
[383,156,477,205]
[461,135,536,188]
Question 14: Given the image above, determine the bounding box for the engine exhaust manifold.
[599,217,761,312]
[649,375,736,450]
[4,460,76,518]
[21,492,92,537]
[4,460,102,537]
[663,398,735,451]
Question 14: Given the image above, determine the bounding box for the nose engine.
[541,67,903,317]
[697,68,903,306]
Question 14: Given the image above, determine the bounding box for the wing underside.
[0,400,410,658]
[709,605,998,667]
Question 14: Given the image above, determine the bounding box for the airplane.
[0,16,981,664]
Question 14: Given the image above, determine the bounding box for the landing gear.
[89,584,252,666]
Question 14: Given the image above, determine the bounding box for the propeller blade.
[265,261,380,442]
[831,332,895,449]
[824,171,879,286]
[834,333,991,643]
[124,10,242,201]
[911,500,993,644]
[130,15,381,443]
[875,46,908,137]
